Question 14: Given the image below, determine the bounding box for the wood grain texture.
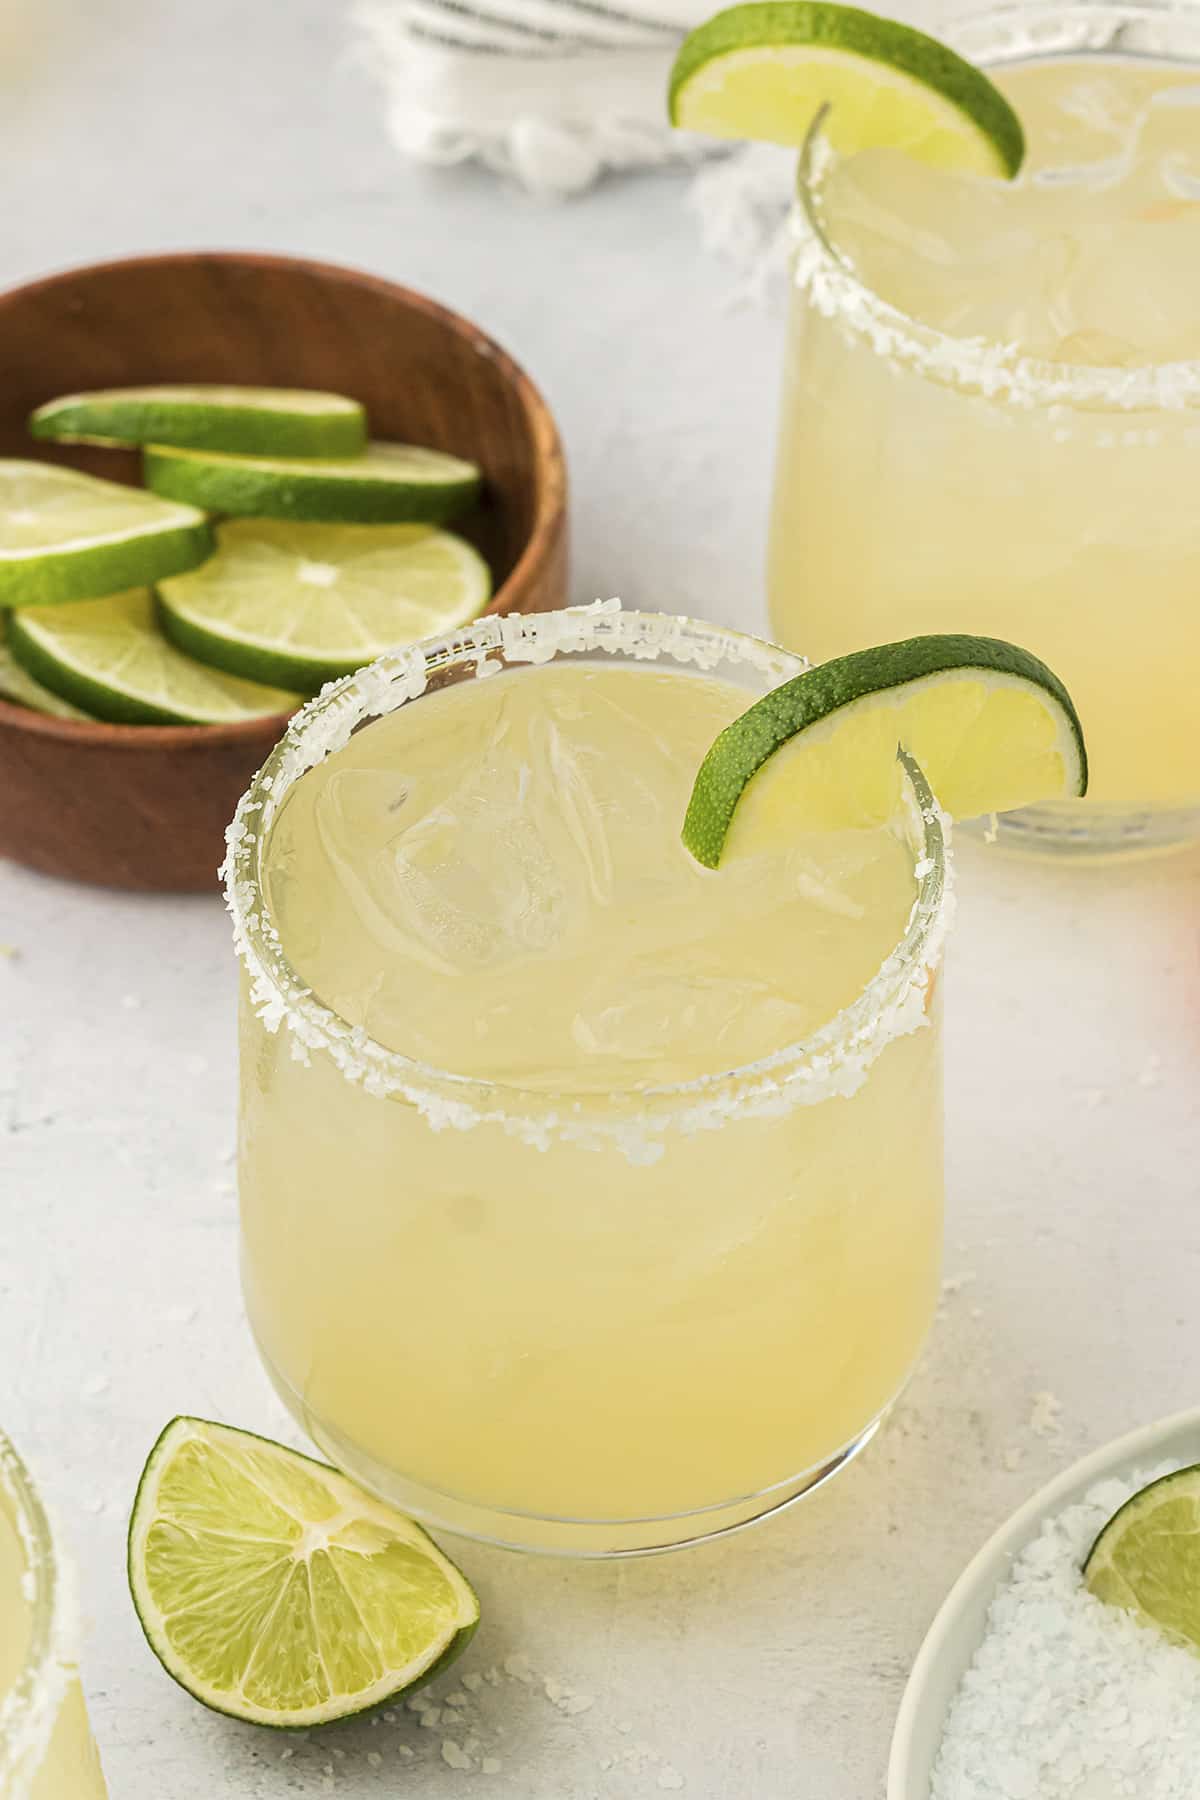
[0,251,568,890]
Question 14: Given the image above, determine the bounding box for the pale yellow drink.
[770,5,1200,852]
[0,1435,106,1799]
[230,610,947,1554]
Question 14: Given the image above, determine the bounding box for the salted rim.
[793,1,1200,413]
[0,1432,79,1800]
[223,601,952,1155]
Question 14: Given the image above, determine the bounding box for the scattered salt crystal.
[444,1690,468,1707]
[484,1666,502,1686]
[482,1757,502,1775]
[406,1693,433,1712]
[418,1708,441,1729]
[279,1747,294,1761]
[504,1653,535,1684]
[441,1739,473,1770]
[932,1463,1200,1799]
[462,1672,484,1692]
[616,1720,633,1734]
[366,1751,381,1768]
[543,1676,565,1704]
[942,1272,977,1297]
[658,1769,686,1792]
[1030,1391,1064,1438]
[560,1692,594,1716]
[397,1746,414,1761]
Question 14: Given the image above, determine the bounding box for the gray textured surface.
[2,3,1199,1795]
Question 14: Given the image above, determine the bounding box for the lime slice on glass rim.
[143,441,482,526]
[669,1,1025,175]
[682,634,1086,867]
[29,386,367,458]
[156,517,492,692]
[128,1417,479,1728]
[1084,1465,1200,1654]
[0,460,212,607]
[8,590,300,726]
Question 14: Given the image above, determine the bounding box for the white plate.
[887,1406,1200,1800]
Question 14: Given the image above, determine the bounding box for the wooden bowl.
[0,251,568,890]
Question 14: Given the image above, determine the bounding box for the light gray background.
[2,3,1198,1795]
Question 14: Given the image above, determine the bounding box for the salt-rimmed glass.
[770,2,1200,857]
[0,1431,106,1798]
[226,606,950,1556]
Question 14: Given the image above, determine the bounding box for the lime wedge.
[1085,1466,1200,1655]
[30,386,367,458]
[8,590,299,725]
[0,460,212,607]
[0,618,92,719]
[669,2,1024,175]
[156,518,492,691]
[682,634,1086,867]
[128,1417,480,1727]
[143,441,482,526]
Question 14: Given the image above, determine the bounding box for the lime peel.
[669,1,1025,175]
[682,633,1087,867]
[128,1417,480,1729]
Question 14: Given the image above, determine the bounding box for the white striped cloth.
[353,0,722,196]
[354,0,941,202]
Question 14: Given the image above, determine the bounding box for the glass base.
[258,1342,888,1558]
[968,800,1200,862]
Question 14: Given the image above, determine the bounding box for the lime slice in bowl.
[0,618,92,719]
[128,1417,480,1727]
[143,441,482,526]
[29,386,368,458]
[1085,1465,1200,1653]
[8,590,300,725]
[0,460,212,607]
[669,1,1024,174]
[682,634,1086,867]
[156,518,492,691]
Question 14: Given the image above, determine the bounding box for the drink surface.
[823,56,1200,364]
[264,662,917,1088]
[0,1475,107,1800]
[770,50,1200,821]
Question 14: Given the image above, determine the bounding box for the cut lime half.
[1084,1465,1200,1655]
[669,2,1024,175]
[8,590,300,726]
[128,1417,480,1728]
[157,518,492,691]
[144,441,482,526]
[683,634,1086,866]
[0,460,212,607]
[30,385,367,458]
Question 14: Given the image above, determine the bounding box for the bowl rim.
[0,247,567,751]
[886,1403,1200,1800]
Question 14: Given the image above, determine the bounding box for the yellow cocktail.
[0,1433,106,1799]
[770,3,1200,854]
[228,608,948,1554]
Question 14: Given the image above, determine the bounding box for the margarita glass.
[227,607,949,1556]
[0,1432,106,1800]
[769,2,1200,856]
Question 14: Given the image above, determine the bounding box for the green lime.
[156,517,492,691]
[143,441,482,526]
[0,617,92,719]
[1084,1465,1200,1654]
[8,590,299,725]
[128,1417,480,1728]
[669,2,1024,174]
[29,386,367,458]
[682,634,1086,867]
[0,460,212,607]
